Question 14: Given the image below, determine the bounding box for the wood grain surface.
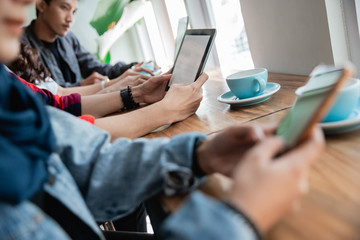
[145,68,360,240]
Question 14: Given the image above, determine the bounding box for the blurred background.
[27,0,360,77]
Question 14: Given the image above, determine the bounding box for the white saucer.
[320,105,360,134]
[217,82,281,107]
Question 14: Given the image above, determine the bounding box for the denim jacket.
[22,21,130,87]
[0,107,259,240]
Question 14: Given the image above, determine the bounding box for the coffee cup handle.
[255,78,266,93]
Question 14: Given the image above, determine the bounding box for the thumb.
[164,67,173,75]
[151,74,172,83]
[192,73,208,90]
[276,127,324,169]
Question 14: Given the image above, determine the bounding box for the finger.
[127,71,142,77]
[224,124,265,143]
[164,68,173,75]
[136,79,146,86]
[277,126,324,168]
[245,136,286,165]
[135,67,154,76]
[171,83,188,87]
[152,74,172,83]
[136,62,144,67]
[192,73,209,90]
[139,74,151,80]
[262,124,278,136]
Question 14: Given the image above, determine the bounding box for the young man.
[1,0,325,239]
[23,0,151,87]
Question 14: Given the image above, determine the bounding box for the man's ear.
[36,0,48,14]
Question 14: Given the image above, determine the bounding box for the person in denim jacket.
[0,0,325,239]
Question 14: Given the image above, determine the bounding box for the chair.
[99,203,156,240]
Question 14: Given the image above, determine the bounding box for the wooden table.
[145,68,360,240]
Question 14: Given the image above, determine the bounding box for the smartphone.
[141,61,161,76]
[276,64,354,149]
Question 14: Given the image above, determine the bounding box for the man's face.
[0,0,34,63]
[40,0,78,37]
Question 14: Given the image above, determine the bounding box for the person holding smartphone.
[0,0,325,239]
[23,0,156,88]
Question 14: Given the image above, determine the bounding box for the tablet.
[174,16,189,61]
[167,29,216,87]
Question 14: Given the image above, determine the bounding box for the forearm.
[47,106,202,222]
[81,84,149,121]
[81,91,123,118]
[60,84,102,96]
[94,102,174,140]
[65,79,122,95]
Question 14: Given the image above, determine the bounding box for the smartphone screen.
[276,68,346,148]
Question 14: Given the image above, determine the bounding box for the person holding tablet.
[7,43,208,139]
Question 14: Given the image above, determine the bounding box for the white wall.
[70,0,100,54]
[26,4,36,26]
[240,0,356,75]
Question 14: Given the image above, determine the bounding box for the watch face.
[163,168,197,196]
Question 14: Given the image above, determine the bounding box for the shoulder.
[63,31,80,43]
[60,31,82,49]
[22,23,35,44]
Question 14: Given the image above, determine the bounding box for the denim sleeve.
[46,107,206,221]
[0,201,70,240]
[67,32,128,79]
[160,191,260,240]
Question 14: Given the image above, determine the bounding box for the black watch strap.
[120,86,139,110]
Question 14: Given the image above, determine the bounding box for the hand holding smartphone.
[276,63,354,149]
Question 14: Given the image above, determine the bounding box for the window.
[74,0,254,74]
[343,0,360,73]
[356,0,360,37]
[165,0,188,37]
[206,0,254,75]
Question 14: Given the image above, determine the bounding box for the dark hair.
[7,42,52,84]
[36,0,51,17]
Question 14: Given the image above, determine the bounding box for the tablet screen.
[168,35,211,86]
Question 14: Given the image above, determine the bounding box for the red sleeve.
[78,115,95,125]
[17,77,41,91]
[14,75,82,116]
